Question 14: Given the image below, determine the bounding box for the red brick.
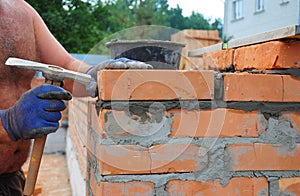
[234,40,300,70]
[224,73,300,102]
[203,49,234,70]
[96,144,207,175]
[98,145,150,175]
[170,109,259,137]
[88,159,154,196]
[227,143,300,171]
[282,76,300,102]
[166,177,268,196]
[89,103,105,138]
[150,144,207,174]
[99,181,154,196]
[88,160,102,196]
[98,109,259,138]
[224,73,283,102]
[279,178,300,195]
[98,70,214,100]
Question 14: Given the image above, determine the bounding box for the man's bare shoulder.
[0,0,34,20]
[0,0,38,101]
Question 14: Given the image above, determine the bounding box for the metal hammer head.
[5,57,92,85]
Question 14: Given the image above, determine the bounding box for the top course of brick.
[97,70,214,101]
[190,25,300,71]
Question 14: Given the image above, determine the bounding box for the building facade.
[223,0,300,39]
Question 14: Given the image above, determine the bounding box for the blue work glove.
[86,57,153,97]
[0,84,72,141]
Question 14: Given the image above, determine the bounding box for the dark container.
[106,40,185,70]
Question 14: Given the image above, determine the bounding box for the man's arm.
[22,1,91,95]
[22,1,152,97]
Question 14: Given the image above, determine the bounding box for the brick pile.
[84,40,300,195]
[171,30,221,70]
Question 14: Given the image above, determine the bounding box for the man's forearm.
[63,58,93,97]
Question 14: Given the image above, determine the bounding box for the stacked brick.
[171,30,221,70]
[86,40,300,195]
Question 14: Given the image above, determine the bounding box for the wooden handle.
[23,136,47,196]
[23,80,63,195]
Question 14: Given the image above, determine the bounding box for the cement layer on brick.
[98,100,300,113]
[259,116,299,150]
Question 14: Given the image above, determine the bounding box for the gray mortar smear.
[193,143,232,186]
[279,191,297,196]
[269,177,280,196]
[97,100,212,111]
[214,72,224,100]
[258,114,299,150]
[103,103,173,147]
[97,100,300,113]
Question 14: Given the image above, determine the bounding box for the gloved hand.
[0,84,72,141]
[86,57,153,97]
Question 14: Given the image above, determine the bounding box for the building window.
[233,0,243,20]
[255,0,264,12]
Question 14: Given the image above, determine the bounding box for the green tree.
[26,0,223,53]
[26,0,110,53]
[134,0,169,26]
[168,5,186,30]
[184,11,211,30]
[62,0,104,53]
[25,0,70,44]
[104,0,135,31]
[106,0,170,26]
[211,18,223,38]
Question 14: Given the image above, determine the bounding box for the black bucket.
[106,40,185,70]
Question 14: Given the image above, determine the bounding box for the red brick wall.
[68,97,96,179]
[81,40,300,195]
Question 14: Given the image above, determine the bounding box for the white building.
[223,0,300,39]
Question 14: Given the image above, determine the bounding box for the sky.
[168,0,225,20]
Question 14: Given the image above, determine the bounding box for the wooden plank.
[228,25,300,48]
[189,25,300,57]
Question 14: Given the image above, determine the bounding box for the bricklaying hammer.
[5,57,92,196]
